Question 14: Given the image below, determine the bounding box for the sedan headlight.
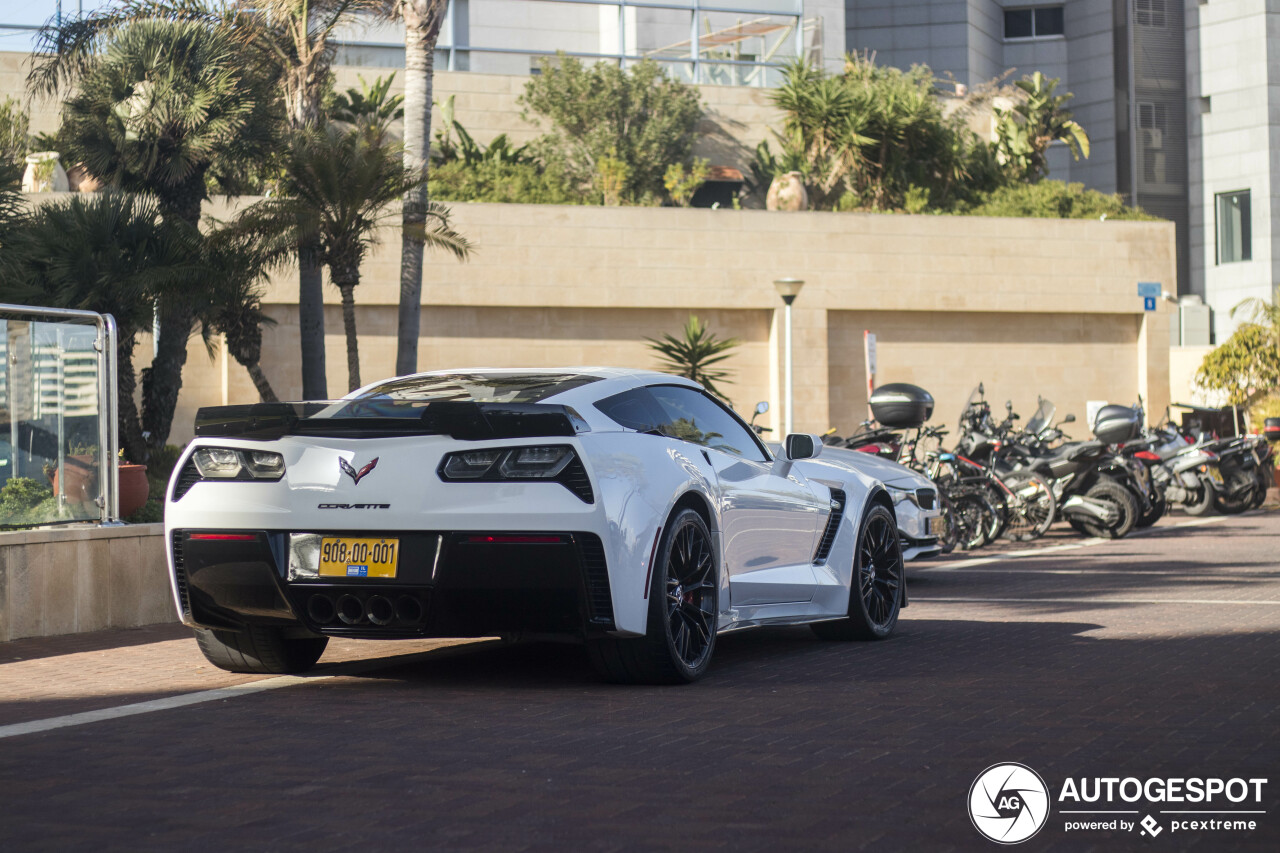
[885,484,936,510]
[191,447,286,481]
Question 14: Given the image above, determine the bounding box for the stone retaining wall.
[0,524,174,642]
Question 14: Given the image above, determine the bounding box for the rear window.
[354,373,601,403]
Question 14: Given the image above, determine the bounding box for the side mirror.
[1062,414,1076,424]
[784,433,822,461]
[978,382,985,396]
[755,401,769,416]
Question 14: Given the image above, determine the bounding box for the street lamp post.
[773,278,804,436]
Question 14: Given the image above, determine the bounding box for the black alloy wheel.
[858,506,903,628]
[663,514,718,671]
[812,503,904,641]
[586,508,719,684]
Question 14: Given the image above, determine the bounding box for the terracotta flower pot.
[50,457,150,518]
[118,463,150,518]
[766,171,808,211]
[49,454,99,508]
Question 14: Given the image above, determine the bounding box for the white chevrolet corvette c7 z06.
[166,368,938,683]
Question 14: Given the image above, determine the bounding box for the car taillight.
[190,447,285,481]
[440,445,575,480]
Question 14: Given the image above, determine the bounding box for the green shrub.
[520,55,702,205]
[145,443,187,497]
[429,159,580,205]
[0,477,57,527]
[962,180,1157,220]
[126,498,164,524]
[0,97,29,166]
[1,477,52,514]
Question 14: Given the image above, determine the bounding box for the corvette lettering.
[317,503,390,509]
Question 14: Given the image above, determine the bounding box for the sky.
[0,2,115,52]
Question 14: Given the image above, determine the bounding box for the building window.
[1216,191,1252,264]
[1136,0,1167,27]
[1004,6,1065,39]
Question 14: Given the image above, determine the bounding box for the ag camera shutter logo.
[969,763,1051,844]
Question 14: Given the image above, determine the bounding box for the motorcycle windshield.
[959,385,984,431]
[1025,398,1056,436]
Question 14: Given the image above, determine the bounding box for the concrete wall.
[170,201,1175,446]
[0,524,173,642]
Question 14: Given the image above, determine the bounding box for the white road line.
[0,675,328,740]
[918,515,1237,573]
[0,639,492,741]
[915,596,1280,606]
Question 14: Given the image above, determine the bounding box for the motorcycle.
[995,397,1149,539]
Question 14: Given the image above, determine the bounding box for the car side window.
[647,386,769,463]
[595,388,667,432]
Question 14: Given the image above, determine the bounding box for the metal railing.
[0,303,119,528]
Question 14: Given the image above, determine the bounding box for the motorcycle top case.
[869,383,935,429]
[1093,404,1142,444]
[1265,417,1280,442]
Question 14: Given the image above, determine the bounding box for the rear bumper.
[170,529,615,640]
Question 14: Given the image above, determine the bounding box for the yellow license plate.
[1208,467,1224,484]
[925,515,942,536]
[319,537,399,578]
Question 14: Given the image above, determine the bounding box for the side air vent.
[576,533,614,628]
[171,459,201,502]
[813,488,846,564]
[171,530,192,620]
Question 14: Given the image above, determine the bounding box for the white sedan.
[165,368,926,683]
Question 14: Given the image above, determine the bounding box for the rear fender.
[587,434,720,637]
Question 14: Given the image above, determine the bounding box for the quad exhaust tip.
[306,592,424,626]
[307,594,336,624]
[337,594,364,625]
[366,595,395,626]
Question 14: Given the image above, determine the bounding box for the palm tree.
[32,0,390,401]
[393,0,450,377]
[34,13,279,456]
[645,316,740,400]
[234,122,471,392]
[994,72,1091,182]
[198,231,283,403]
[6,193,204,464]
[0,161,26,284]
[331,72,405,145]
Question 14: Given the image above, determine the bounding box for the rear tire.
[1000,471,1056,541]
[587,509,718,684]
[194,626,328,674]
[811,504,903,641]
[1181,476,1215,516]
[1135,488,1166,528]
[1214,488,1254,515]
[1074,478,1138,539]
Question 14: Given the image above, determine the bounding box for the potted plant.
[48,447,150,518]
[22,151,70,192]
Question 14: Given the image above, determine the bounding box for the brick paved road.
[0,510,1277,852]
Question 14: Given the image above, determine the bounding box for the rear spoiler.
[194,401,581,441]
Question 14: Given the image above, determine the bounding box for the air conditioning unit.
[1144,128,1163,149]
